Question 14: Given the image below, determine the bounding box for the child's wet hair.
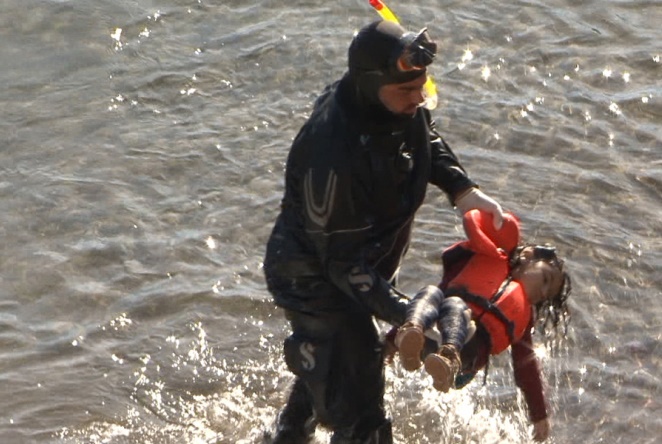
[510,244,572,337]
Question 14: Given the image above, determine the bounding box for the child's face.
[511,247,564,305]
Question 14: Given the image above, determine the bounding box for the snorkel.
[368,0,438,110]
[368,0,399,22]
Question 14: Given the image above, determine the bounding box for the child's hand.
[532,418,550,442]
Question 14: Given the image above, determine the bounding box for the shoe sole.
[424,354,452,392]
[396,328,424,371]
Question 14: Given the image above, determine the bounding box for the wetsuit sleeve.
[425,112,477,201]
[511,328,549,422]
[328,260,409,326]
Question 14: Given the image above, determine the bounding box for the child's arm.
[511,329,550,440]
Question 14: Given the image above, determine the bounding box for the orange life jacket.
[443,210,532,355]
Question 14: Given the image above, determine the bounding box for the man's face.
[511,247,564,305]
[377,73,427,116]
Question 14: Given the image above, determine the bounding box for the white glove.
[532,418,550,442]
[454,187,504,230]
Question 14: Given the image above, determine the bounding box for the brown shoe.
[395,323,425,371]
[423,344,461,392]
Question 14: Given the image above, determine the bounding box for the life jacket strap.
[461,291,516,346]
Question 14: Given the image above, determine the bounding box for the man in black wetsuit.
[263,20,504,443]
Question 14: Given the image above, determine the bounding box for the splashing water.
[54,313,566,443]
[55,319,292,444]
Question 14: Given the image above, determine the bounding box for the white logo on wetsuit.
[304,169,337,227]
[299,342,316,371]
[348,265,374,292]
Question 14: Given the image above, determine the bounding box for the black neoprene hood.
[349,21,428,79]
[347,20,433,105]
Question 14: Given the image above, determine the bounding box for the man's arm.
[425,112,504,229]
[426,113,476,199]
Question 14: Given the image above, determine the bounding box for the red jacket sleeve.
[462,209,520,259]
[511,328,549,422]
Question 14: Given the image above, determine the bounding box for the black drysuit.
[264,73,476,442]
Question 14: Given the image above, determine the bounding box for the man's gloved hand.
[454,187,504,230]
[532,418,550,442]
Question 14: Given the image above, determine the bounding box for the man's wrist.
[453,186,477,205]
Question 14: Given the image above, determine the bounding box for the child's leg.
[424,296,471,392]
[407,285,445,330]
[396,286,444,371]
[437,296,473,349]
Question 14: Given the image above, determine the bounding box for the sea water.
[0,0,660,442]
